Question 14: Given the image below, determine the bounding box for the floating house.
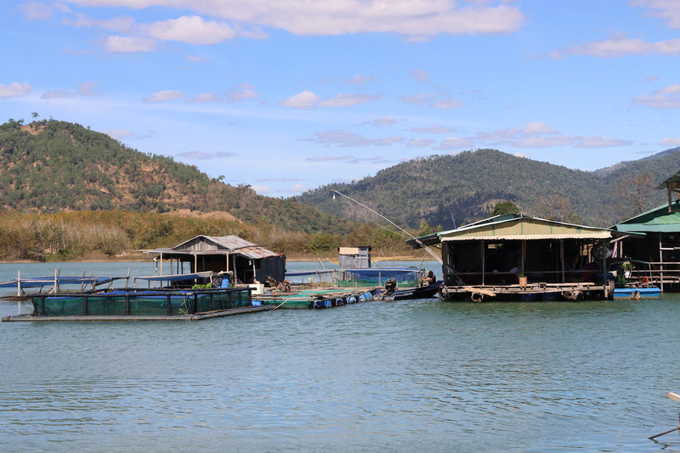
[612,206,680,291]
[408,214,615,301]
[609,170,680,291]
[147,235,285,286]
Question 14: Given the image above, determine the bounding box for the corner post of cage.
[166,294,173,316]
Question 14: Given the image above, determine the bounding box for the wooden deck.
[1,305,274,322]
[441,282,611,301]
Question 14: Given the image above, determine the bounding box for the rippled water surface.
[2,262,680,452]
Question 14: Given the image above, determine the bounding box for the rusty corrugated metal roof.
[208,236,282,259]
[148,235,282,259]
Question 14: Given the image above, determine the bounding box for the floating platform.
[254,287,383,309]
[2,305,273,322]
[440,282,611,302]
[613,287,661,300]
[1,287,260,322]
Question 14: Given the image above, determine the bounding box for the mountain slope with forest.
[0,118,353,235]
[296,148,680,229]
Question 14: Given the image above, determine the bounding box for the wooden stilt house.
[147,235,285,286]
[408,214,615,301]
[608,170,680,292]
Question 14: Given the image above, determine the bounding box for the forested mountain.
[296,148,680,229]
[0,119,352,235]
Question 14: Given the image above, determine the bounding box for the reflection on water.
[1,262,680,452]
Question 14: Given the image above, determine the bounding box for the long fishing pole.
[332,189,443,265]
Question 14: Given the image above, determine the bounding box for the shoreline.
[0,254,436,265]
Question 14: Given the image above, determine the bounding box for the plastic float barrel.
[358,294,366,302]
[363,292,372,301]
[348,296,357,304]
[335,298,343,306]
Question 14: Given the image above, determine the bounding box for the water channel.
[1,261,679,452]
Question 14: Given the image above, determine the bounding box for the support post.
[166,294,173,316]
[560,239,565,283]
[54,269,59,295]
[17,270,21,298]
[481,240,485,286]
[521,240,526,277]
[83,295,88,315]
[125,294,130,316]
[660,235,665,293]
[160,253,163,276]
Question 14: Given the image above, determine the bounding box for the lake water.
[1,261,680,452]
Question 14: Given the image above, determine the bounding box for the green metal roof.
[407,214,610,246]
[614,201,680,233]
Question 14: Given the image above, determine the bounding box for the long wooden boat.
[382,281,442,301]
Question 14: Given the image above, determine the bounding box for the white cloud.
[475,127,519,140]
[632,0,680,29]
[145,15,235,45]
[306,155,354,161]
[279,91,321,109]
[40,82,100,100]
[41,89,75,99]
[514,152,529,158]
[401,93,436,104]
[410,125,457,133]
[633,84,680,109]
[63,13,136,32]
[513,136,578,148]
[375,136,404,146]
[564,35,680,57]
[410,69,429,82]
[76,81,100,96]
[407,138,435,147]
[282,184,306,193]
[659,138,680,147]
[346,75,375,85]
[251,184,270,194]
[360,117,399,127]
[319,93,383,107]
[310,130,374,147]
[187,55,210,63]
[54,2,71,13]
[522,121,557,136]
[187,92,222,103]
[0,82,32,98]
[59,1,525,39]
[305,130,403,147]
[177,151,237,159]
[239,27,268,39]
[434,137,474,150]
[658,84,680,94]
[432,99,464,109]
[143,90,185,102]
[226,84,259,102]
[104,129,134,140]
[574,137,634,148]
[106,35,157,52]
[21,1,52,20]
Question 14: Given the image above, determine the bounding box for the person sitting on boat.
[383,278,397,298]
[421,271,436,287]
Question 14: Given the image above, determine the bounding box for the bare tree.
[537,194,578,222]
[614,172,655,217]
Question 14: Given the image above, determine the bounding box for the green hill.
[0,118,352,235]
[296,148,680,229]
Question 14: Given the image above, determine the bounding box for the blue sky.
[2,0,680,196]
